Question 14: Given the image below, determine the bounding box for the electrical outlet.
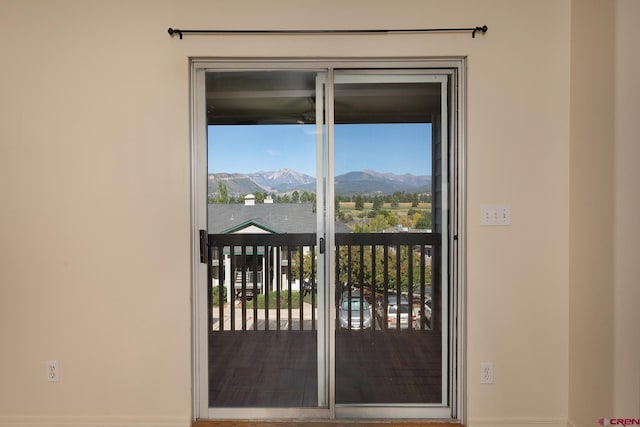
[480,362,494,384]
[46,360,59,382]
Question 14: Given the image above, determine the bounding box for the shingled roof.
[208,203,351,234]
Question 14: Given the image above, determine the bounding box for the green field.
[337,201,432,231]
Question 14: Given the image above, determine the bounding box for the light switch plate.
[481,204,511,226]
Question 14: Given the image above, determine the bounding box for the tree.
[277,194,291,203]
[412,212,423,225]
[411,192,419,207]
[387,212,399,227]
[291,248,316,281]
[372,196,383,210]
[354,223,371,233]
[253,191,266,203]
[336,245,432,292]
[354,195,364,210]
[415,214,431,229]
[214,182,229,204]
[370,214,388,232]
[291,190,300,203]
[390,196,399,208]
[420,193,433,203]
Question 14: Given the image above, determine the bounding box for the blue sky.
[208,123,432,176]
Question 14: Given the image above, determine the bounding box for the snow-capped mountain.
[248,169,316,192]
[208,168,431,196]
[334,170,431,195]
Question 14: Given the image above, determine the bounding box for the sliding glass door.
[192,60,462,421]
[199,69,329,416]
[332,73,449,418]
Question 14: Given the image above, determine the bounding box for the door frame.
[190,57,467,422]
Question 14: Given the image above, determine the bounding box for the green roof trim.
[220,219,282,235]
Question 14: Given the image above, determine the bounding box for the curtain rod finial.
[472,25,488,38]
[168,28,183,39]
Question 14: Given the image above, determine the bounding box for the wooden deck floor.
[194,421,461,427]
[209,329,442,407]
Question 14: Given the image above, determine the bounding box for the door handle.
[319,237,325,254]
[199,229,208,264]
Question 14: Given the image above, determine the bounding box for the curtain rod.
[167,25,488,40]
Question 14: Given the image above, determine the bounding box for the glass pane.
[334,75,445,405]
[205,70,323,408]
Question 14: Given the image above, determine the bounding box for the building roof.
[208,203,351,234]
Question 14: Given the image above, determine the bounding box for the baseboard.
[0,416,190,427]
[466,418,568,427]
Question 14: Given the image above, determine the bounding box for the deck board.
[194,421,461,427]
[209,329,441,407]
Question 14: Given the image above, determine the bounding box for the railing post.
[408,246,414,330]
[371,245,377,331]
[209,232,434,334]
[287,247,292,331]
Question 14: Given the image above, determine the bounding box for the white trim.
[467,418,569,427]
[334,74,447,84]
[204,408,331,420]
[190,57,466,421]
[326,68,337,418]
[331,70,451,412]
[335,406,451,419]
[0,416,190,427]
[455,60,468,425]
[191,57,467,72]
[315,71,329,407]
[190,64,209,418]
[440,77,450,406]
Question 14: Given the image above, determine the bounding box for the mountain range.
[208,168,431,196]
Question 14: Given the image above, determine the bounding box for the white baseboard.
[467,418,569,427]
[0,416,190,427]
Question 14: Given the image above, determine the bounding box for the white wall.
[0,1,633,426]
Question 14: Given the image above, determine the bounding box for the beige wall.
[569,0,640,425]
[614,0,640,418]
[568,0,615,426]
[0,1,193,424]
[0,1,634,426]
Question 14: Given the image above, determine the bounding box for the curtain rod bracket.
[167,25,488,40]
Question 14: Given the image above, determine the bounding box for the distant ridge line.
[208,168,432,196]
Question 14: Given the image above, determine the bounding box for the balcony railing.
[207,233,438,332]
